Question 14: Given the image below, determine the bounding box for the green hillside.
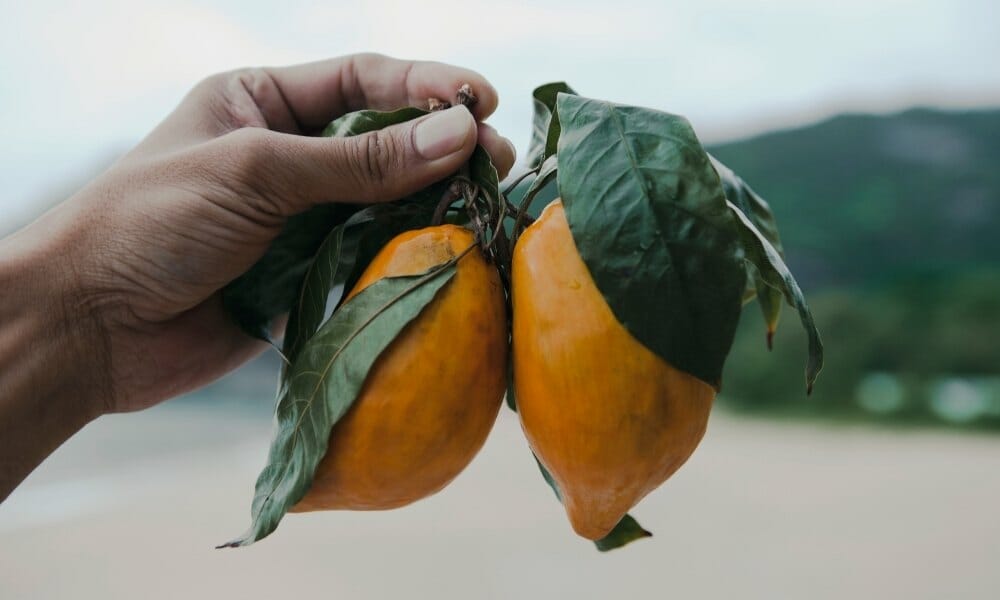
[709,108,1000,426]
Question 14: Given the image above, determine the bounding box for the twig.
[502,166,540,197]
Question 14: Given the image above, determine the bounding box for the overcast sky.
[3,0,999,227]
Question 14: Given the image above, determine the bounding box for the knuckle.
[196,67,257,93]
[349,129,402,187]
[352,52,391,68]
[193,69,246,103]
[192,68,271,129]
[232,67,271,98]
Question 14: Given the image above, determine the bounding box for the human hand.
[8,53,515,418]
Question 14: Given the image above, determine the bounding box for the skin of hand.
[0,53,516,500]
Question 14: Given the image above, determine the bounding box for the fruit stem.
[426,84,512,294]
[431,181,463,226]
[501,166,540,197]
[428,83,478,112]
[510,190,540,247]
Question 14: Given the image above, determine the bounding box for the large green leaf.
[556,93,747,388]
[220,260,458,547]
[727,202,824,392]
[526,82,577,168]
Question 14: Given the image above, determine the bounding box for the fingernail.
[414,106,473,159]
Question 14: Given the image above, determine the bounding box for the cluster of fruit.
[220,83,823,551]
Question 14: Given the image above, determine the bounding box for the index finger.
[263,53,500,131]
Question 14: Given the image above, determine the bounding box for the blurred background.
[2,1,999,598]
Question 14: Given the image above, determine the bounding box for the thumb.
[216,106,477,214]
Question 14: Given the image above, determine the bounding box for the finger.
[263,53,499,131]
[211,105,479,214]
[135,55,499,159]
[477,122,517,180]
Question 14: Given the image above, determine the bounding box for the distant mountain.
[709,108,1000,289]
[711,108,1000,425]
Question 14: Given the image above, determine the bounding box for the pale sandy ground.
[2,397,1000,599]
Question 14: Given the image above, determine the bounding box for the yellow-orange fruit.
[293,225,507,512]
[512,201,716,540]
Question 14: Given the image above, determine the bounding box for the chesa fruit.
[293,225,507,511]
[512,201,716,539]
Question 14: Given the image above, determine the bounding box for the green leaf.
[321,106,428,137]
[220,260,458,547]
[531,455,650,552]
[470,145,500,205]
[752,277,784,350]
[556,93,747,388]
[280,218,366,368]
[593,515,653,552]
[526,82,577,168]
[727,202,825,393]
[710,156,787,342]
[222,204,356,341]
[711,156,784,255]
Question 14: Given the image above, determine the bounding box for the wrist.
[0,219,110,441]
